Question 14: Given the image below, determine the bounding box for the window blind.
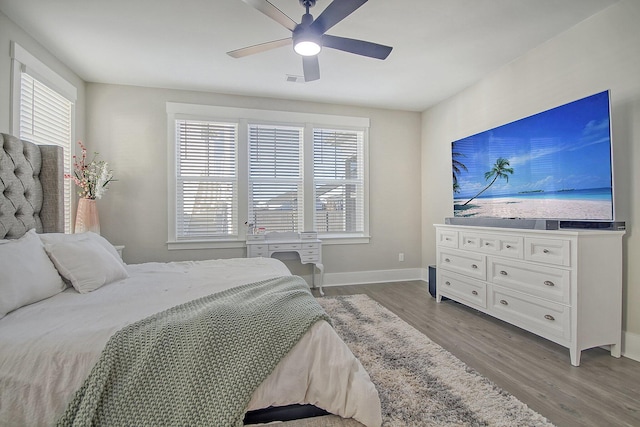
[248,124,304,232]
[19,72,73,233]
[313,128,364,234]
[176,120,238,239]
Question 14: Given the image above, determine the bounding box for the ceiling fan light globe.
[294,41,321,56]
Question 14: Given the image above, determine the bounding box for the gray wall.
[86,83,423,276]
[421,0,640,356]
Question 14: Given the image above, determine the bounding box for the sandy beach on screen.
[453,197,611,219]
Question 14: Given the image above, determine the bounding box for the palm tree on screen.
[451,142,467,193]
[462,157,514,205]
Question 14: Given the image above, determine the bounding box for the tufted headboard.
[0,133,65,239]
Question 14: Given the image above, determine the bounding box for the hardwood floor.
[314,281,640,427]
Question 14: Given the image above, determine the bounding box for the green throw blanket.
[57,275,330,427]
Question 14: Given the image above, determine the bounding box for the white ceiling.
[0,0,619,111]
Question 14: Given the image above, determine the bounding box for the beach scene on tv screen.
[452,91,614,220]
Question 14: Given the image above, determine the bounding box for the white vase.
[75,198,100,234]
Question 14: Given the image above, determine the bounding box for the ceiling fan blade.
[227,38,292,58]
[240,0,297,31]
[302,56,320,82]
[322,34,392,60]
[310,0,367,34]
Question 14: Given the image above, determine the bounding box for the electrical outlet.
[398,252,405,262]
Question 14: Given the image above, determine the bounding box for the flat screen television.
[451,90,614,222]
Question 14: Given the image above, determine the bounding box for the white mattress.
[0,257,381,427]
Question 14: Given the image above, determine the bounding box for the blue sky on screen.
[453,91,612,198]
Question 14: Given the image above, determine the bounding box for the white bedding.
[0,257,381,427]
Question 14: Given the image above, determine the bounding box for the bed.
[0,133,381,427]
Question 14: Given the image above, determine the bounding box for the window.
[175,120,238,240]
[10,42,77,233]
[167,103,369,249]
[248,124,304,232]
[313,128,364,234]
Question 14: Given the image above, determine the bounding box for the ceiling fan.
[227,0,393,82]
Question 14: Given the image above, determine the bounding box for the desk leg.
[313,263,325,296]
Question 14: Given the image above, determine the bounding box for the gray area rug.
[316,294,555,427]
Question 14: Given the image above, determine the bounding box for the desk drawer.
[302,242,320,250]
[299,248,319,257]
[268,243,301,251]
[248,245,268,257]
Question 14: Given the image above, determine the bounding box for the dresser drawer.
[438,248,486,281]
[488,257,570,304]
[268,243,301,251]
[439,270,487,309]
[525,237,570,266]
[437,229,458,248]
[489,285,570,343]
[459,231,524,259]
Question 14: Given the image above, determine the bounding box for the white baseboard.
[321,267,428,287]
[623,330,640,362]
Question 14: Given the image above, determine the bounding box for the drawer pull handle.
[506,244,511,249]
[543,249,550,254]
[472,290,478,295]
[471,264,478,269]
[500,270,508,276]
[468,240,472,243]
[445,258,450,263]
[485,242,490,246]
[544,314,555,321]
[445,281,451,286]
[544,280,555,287]
[500,299,508,305]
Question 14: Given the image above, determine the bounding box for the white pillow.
[0,229,67,319]
[44,236,129,294]
[39,231,125,266]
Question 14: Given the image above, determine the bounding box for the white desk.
[246,232,324,296]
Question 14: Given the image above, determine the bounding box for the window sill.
[167,234,370,250]
[317,235,371,245]
[167,240,246,250]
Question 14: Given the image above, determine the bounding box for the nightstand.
[114,245,124,260]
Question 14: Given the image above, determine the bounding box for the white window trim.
[10,42,77,134]
[9,41,77,233]
[167,103,370,250]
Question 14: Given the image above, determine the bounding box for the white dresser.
[434,224,625,366]
[246,231,324,295]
